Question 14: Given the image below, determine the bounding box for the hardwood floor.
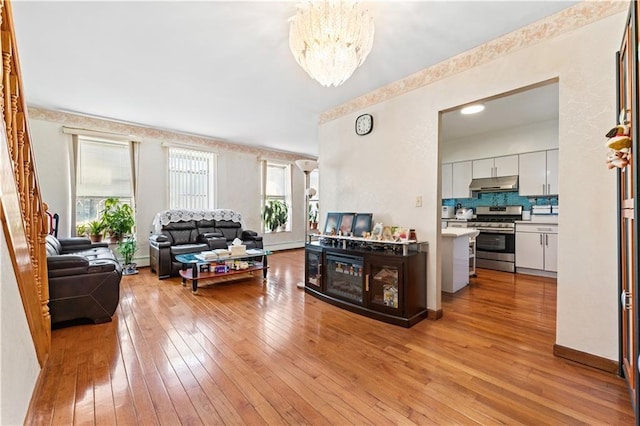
[27,250,634,425]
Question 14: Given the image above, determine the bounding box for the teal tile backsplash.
[443,191,558,211]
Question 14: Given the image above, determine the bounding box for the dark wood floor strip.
[24,250,635,425]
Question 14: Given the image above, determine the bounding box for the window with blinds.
[76,137,133,224]
[309,169,319,225]
[168,147,216,210]
[262,161,292,232]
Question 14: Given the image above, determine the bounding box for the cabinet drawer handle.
[540,234,543,245]
[545,234,548,246]
[365,274,370,291]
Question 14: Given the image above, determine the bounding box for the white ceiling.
[441,81,560,142]
[11,1,577,157]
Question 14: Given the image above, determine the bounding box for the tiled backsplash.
[443,191,558,211]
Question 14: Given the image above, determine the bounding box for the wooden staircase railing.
[0,0,50,366]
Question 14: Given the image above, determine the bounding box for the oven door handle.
[475,229,515,235]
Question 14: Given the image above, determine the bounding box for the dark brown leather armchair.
[46,235,122,327]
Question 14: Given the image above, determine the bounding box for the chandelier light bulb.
[289,1,375,87]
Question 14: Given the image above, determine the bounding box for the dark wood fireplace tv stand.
[304,239,427,327]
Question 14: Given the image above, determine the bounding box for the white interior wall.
[29,120,72,236]
[29,117,309,265]
[0,223,40,425]
[319,12,625,361]
[441,119,559,163]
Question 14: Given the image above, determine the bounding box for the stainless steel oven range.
[467,205,522,273]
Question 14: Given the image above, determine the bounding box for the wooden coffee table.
[175,249,270,293]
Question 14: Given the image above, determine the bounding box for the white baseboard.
[132,255,150,267]
[264,241,305,251]
[515,267,557,278]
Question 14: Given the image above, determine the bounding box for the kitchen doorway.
[439,80,559,291]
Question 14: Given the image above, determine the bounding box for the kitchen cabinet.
[515,223,558,274]
[441,228,478,293]
[519,149,558,196]
[442,160,472,199]
[472,155,518,178]
[304,241,427,327]
[442,162,453,199]
[452,161,472,199]
[546,149,559,194]
[544,233,558,272]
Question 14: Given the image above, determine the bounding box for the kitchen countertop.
[442,228,480,238]
[516,215,558,225]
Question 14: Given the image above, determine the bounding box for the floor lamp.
[295,159,318,289]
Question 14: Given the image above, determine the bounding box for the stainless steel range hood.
[469,175,519,192]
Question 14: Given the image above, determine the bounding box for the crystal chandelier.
[289,1,375,88]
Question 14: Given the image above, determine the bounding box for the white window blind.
[76,137,133,224]
[168,147,215,210]
[77,139,131,197]
[309,169,319,200]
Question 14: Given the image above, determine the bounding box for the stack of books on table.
[197,251,218,261]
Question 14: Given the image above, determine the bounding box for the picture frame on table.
[324,212,341,235]
[371,222,384,240]
[353,213,373,237]
[393,227,410,242]
[338,212,356,235]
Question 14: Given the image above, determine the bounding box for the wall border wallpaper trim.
[28,107,313,162]
[320,0,627,124]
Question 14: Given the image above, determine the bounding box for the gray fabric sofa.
[45,235,122,327]
[148,210,263,279]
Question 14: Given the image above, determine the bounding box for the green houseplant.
[116,237,138,275]
[308,201,319,229]
[263,200,289,232]
[87,219,106,242]
[76,222,88,237]
[101,197,135,242]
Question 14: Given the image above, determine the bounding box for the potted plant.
[76,222,88,237]
[117,237,138,275]
[101,197,135,242]
[87,219,105,242]
[263,200,289,232]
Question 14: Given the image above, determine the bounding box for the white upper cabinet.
[519,151,546,195]
[472,155,518,178]
[546,149,559,195]
[472,158,494,178]
[494,155,519,177]
[519,149,558,196]
[442,163,453,199]
[452,161,472,199]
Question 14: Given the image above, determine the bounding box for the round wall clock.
[355,113,373,136]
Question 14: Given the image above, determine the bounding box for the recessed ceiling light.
[460,104,485,115]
